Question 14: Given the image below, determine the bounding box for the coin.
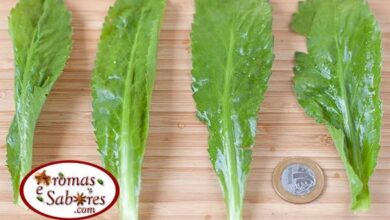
[272,157,325,204]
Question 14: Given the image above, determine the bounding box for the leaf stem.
[221,29,243,220]
[118,174,139,220]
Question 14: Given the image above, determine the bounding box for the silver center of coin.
[280,163,316,196]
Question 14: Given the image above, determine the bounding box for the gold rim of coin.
[272,157,325,204]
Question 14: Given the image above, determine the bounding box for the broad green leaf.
[191,0,274,219]
[91,0,166,219]
[292,0,382,211]
[6,0,72,205]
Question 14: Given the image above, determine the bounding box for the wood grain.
[0,0,389,219]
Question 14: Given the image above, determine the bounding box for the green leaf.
[36,196,43,202]
[91,0,166,219]
[191,0,274,219]
[292,0,382,211]
[58,172,64,178]
[97,178,104,186]
[6,0,72,205]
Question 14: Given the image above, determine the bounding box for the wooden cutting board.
[0,0,389,219]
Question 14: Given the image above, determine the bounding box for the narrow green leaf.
[91,0,166,219]
[6,0,72,205]
[292,0,382,211]
[191,0,274,219]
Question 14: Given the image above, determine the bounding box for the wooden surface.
[0,0,389,219]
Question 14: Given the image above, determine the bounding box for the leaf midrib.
[14,0,50,183]
[334,18,362,177]
[118,8,145,218]
[221,27,242,216]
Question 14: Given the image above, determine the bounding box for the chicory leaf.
[191,0,274,219]
[91,0,166,219]
[292,0,382,211]
[6,0,72,205]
